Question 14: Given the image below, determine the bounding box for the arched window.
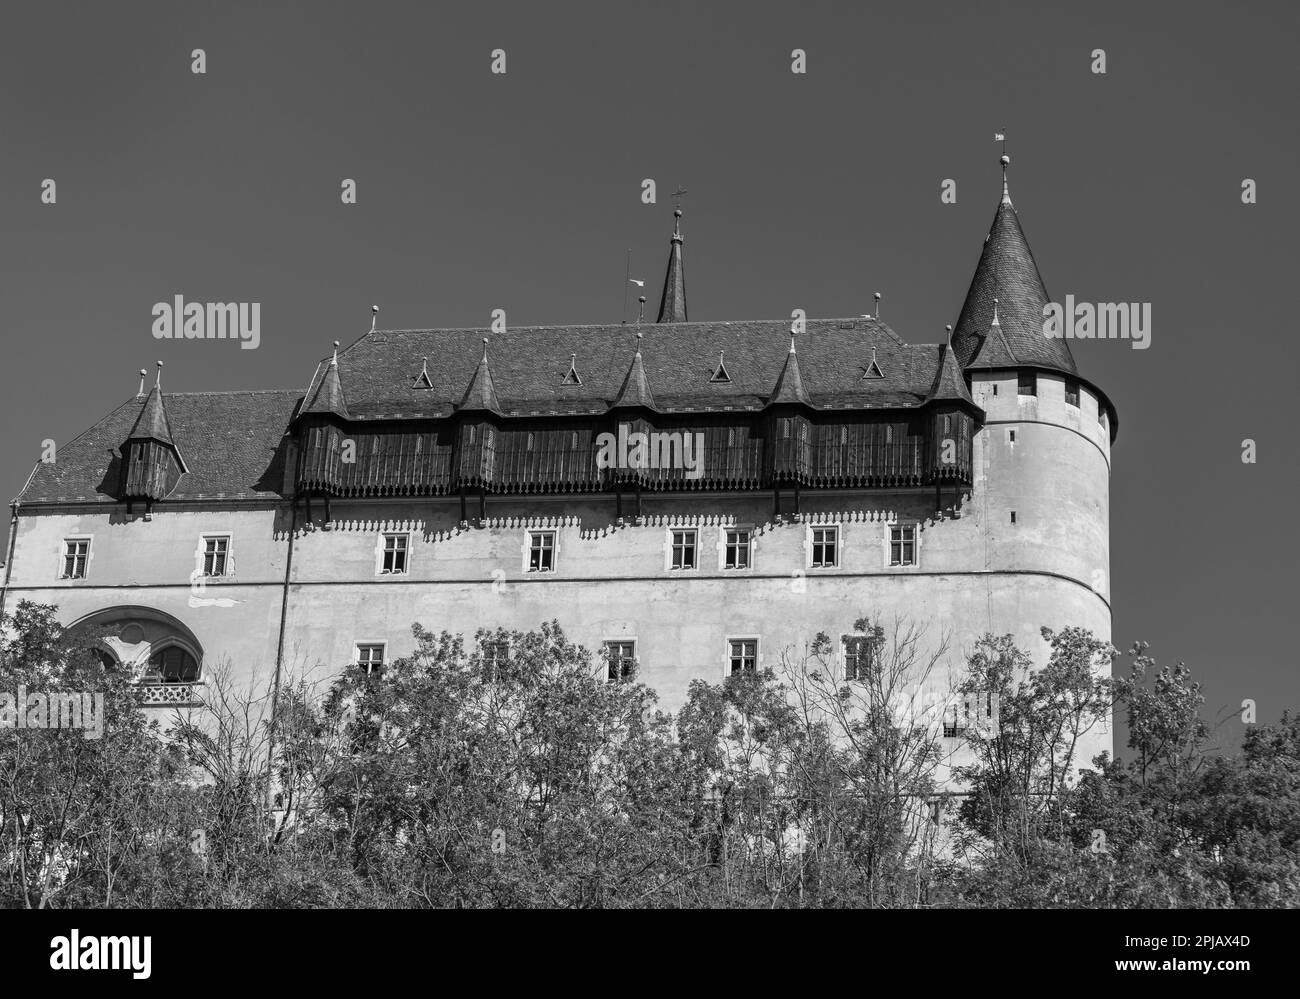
[145,644,200,683]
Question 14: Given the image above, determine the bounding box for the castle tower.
[952,153,1118,761]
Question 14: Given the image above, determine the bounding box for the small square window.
[1009,429,1017,443]
[1010,511,1017,524]
[992,384,999,396]
[62,539,90,579]
[1017,371,1036,397]
[381,533,408,574]
[356,644,385,676]
[724,529,751,570]
[671,529,697,570]
[729,639,757,675]
[605,640,636,682]
[483,639,509,674]
[811,527,839,568]
[1065,379,1080,407]
[890,525,917,566]
[528,531,556,572]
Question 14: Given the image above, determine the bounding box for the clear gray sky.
[2,0,1296,747]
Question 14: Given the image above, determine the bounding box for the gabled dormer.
[765,335,813,481]
[456,338,502,486]
[296,342,351,496]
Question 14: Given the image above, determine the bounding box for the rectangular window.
[890,525,917,566]
[1065,378,1080,407]
[1017,371,1036,397]
[724,529,751,569]
[201,536,229,577]
[62,539,89,579]
[671,529,697,570]
[381,533,408,574]
[729,639,758,675]
[483,640,509,673]
[356,644,385,676]
[943,702,967,739]
[810,527,839,568]
[843,635,881,680]
[605,640,636,682]
[528,531,555,572]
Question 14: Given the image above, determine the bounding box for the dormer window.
[710,351,731,383]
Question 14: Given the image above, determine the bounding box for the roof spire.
[769,331,811,407]
[136,368,147,399]
[656,205,687,323]
[155,360,163,391]
[991,297,999,326]
[370,305,379,332]
[1001,153,1011,204]
[303,341,350,419]
[873,292,881,319]
[610,330,657,410]
[457,337,502,414]
[637,295,646,324]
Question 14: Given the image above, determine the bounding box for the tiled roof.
[17,391,299,504]
[329,318,943,419]
[302,357,350,419]
[952,199,1078,374]
[923,344,976,407]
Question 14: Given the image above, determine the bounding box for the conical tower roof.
[951,157,1077,374]
[923,341,977,407]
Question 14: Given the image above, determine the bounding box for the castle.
[1,157,1116,766]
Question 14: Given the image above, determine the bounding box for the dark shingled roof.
[127,385,178,446]
[656,211,687,323]
[457,347,503,414]
[952,197,1077,374]
[329,318,947,419]
[923,344,976,407]
[769,340,812,407]
[302,357,350,419]
[17,391,299,504]
[610,344,657,410]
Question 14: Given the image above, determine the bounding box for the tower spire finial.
[482,336,489,362]
[137,368,147,398]
[370,304,379,332]
[155,360,163,391]
[331,340,340,366]
[991,296,1000,326]
[637,295,646,324]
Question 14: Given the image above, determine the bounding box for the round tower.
[951,154,1118,763]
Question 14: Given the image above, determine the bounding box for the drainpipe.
[266,499,297,814]
[0,501,20,619]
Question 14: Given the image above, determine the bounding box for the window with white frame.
[729,639,758,675]
[889,525,917,566]
[604,640,636,682]
[670,529,697,570]
[810,526,839,568]
[61,538,90,579]
[724,529,751,570]
[528,531,556,572]
[380,532,409,574]
[356,643,385,676]
[201,535,231,577]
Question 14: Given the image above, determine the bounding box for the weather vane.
[994,129,1007,156]
[672,186,687,211]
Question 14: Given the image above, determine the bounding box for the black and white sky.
[2,0,1296,741]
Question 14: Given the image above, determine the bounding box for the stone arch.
[67,605,204,684]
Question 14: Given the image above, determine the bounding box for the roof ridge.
[363,317,909,335]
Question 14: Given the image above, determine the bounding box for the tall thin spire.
[1001,153,1011,205]
[656,208,687,323]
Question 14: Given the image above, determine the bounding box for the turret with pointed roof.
[610,333,657,411]
[951,155,1077,375]
[302,342,351,420]
[121,362,187,508]
[458,338,503,415]
[768,335,811,408]
[656,209,687,324]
